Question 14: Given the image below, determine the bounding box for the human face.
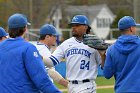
[72,24,88,38]
[51,35,57,46]
[46,35,57,46]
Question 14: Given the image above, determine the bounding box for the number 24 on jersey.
[80,60,90,70]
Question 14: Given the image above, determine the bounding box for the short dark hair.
[0,37,2,40]
[8,26,26,38]
[39,34,55,40]
[86,26,91,34]
[39,34,46,40]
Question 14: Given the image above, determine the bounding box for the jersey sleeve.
[23,45,61,93]
[38,47,51,57]
[103,47,114,79]
[50,45,65,66]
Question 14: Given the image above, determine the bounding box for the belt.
[70,79,90,84]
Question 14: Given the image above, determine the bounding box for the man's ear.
[24,26,28,32]
[129,27,133,32]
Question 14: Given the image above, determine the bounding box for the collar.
[74,37,83,43]
[37,42,50,50]
[8,37,24,41]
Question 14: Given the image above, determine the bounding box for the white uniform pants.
[68,81,96,93]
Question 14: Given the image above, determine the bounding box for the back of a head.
[8,13,30,38]
[0,27,8,38]
[118,16,140,31]
[40,24,58,36]
[8,13,30,29]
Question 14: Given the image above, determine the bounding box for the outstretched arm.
[42,56,55,67]
[48,68,68,88]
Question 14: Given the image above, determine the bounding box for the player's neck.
[75,37,83,41]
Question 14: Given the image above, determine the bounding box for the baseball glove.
[83,34,109,50]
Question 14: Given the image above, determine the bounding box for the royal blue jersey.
[104,35,140,93]
[0,37,61,93]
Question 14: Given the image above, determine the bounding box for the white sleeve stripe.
[51,55,60,64]
[49,57,58,65]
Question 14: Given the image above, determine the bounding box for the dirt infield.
[60,85,114,92]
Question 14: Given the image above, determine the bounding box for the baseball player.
[34,24,68,88]
[0,27,8,42]
[0,13,61,93]
[43,15,102,93]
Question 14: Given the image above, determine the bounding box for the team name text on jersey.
[67,48,91,58]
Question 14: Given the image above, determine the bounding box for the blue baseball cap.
[0,27,8,37]
[8,13,31,29]
[118,16,140,30]
[70,15,90,25]
[69,15,91,30]
[40,24,58,36]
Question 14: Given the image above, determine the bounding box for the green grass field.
[97,88,114,93]
[55,76,115,93]
[96,76,115,86]
[96,77,115,93]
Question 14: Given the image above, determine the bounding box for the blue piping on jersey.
[49,56,60,66]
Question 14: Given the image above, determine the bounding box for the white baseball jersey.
[34,42,53,82]
[34,42,51,57]
[50,37,101,81]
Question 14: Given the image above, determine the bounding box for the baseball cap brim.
[0,33,8,37]
[27,22,31,25]
[6,33,9,36]
[69,23,91,29]
[69,23,90,27]
[136,24,140,26]
[68,22,80,26]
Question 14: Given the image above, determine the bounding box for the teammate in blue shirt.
[0,13,61,93]
[103,16,140,93]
